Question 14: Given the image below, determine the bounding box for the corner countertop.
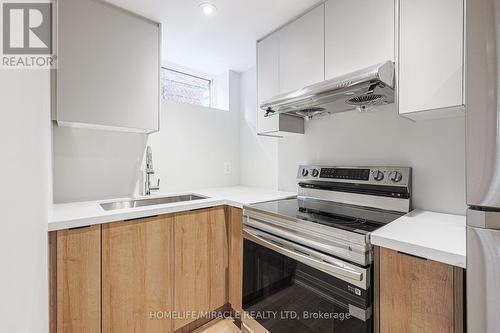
[370,210,466,268]
[48,186,296,231]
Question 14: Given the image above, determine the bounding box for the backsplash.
[144,100,240,194]
[239,67,466,215]
[52,125,147,203]
[278,108,466,214]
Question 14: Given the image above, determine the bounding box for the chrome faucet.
[144,146,160,195]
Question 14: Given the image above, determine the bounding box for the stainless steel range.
[242,165,411,333]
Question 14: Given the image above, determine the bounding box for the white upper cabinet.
[325,0,395,79]
[257,34,280,134]
[256,33,304,136]
[398,0,464,120]
[54,0,160,133]
[279,5,325,93]
[256,6,324,136]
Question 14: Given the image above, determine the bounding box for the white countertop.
[192,186,296,207]
[48,186,296,231]
[371,210,466,268]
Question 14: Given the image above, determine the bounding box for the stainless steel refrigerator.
[467,0,500,331]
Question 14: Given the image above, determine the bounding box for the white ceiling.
[106,0,322,75]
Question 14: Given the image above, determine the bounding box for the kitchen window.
[160,67,211,107]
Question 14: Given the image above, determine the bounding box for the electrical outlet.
[224,162,232,175]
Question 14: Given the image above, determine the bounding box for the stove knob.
[301,169,309,177]
[389,171,403,183]
[311,169,320,177]
[373,170,384,181]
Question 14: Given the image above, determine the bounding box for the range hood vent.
[261,61,395,120]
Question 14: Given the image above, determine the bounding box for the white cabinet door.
[398,0,464,118]
[257,34,280,134]
[279,5,325,93]
[325,0,395,79]
[55,0,160,133]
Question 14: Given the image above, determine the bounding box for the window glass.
[160,68,211,107]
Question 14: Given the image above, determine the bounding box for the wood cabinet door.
[227,207,243,313]
[102,215,174,333]
[173,207,228,330]
[398,0,464,115]
[278,5,325,94]
[379,247,454,333]
[325,0,394,80]
[56,225,101,333]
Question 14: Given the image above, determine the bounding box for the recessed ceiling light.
[199,2,216,16]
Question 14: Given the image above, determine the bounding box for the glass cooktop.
[247,198,404,235]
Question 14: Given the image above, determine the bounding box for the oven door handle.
[244,227,363,283]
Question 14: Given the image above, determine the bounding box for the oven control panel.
[297,165,411,187]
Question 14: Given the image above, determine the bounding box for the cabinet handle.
[244,227,363,282]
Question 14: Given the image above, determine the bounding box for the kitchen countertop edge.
[49,187,296,232]
[370,210,466,268]
[371,234,466,268]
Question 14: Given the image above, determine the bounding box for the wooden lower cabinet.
[53,225,101,333]
[49,206,240,333]
[227,207,243,313]
[102,215,175,333]
[378,247,463,333]
[173,207,228,330]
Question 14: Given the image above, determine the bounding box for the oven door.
[243,226,372,333]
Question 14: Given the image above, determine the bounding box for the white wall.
[0,70,50,332]
[239,69,278,189]
[145,71,241,193]
[240,67,466,215]
[147,97,240,192]
[52,126,147,203]
[52,101,241,201]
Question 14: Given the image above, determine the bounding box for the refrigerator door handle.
[468,209,500,230]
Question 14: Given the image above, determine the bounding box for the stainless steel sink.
[100,194,207,211]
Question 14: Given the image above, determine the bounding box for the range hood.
[261,61,395,119]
